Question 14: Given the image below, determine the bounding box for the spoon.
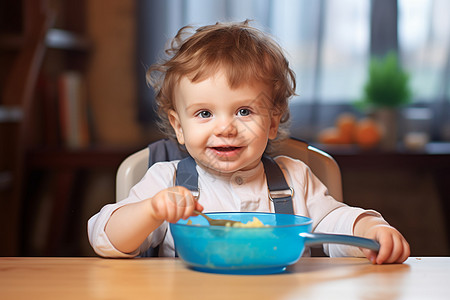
[194,210,243,227]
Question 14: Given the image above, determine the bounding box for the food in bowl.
[226,216,267,227]
[186,215,267,227]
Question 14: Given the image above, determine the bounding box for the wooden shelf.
[0,106,23,123]
[45,29,90,51]
[0,0,93,256]
[1,30,90,53]
[23,146,139,256]
[315,142,450,169]
[0,34,24,50]
[27,147,135,169]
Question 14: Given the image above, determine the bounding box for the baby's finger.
[374,235,394,264]
[181,192,197,220]
[164,187,185,222]
[167,187,196,220]
[165,197,178,223]
[194,201,204,213]
[396,239,411,263]
[382,234,405,264]
[361,249,377,264]
[166,187,189,207]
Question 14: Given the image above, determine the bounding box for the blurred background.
[1,0,449,257]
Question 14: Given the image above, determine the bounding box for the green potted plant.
[357,52,412,150]
[358,52,412,109]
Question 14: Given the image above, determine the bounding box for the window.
[399,0,450,102]
[137,0,450,141]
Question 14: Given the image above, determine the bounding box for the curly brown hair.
[146,20,296,151]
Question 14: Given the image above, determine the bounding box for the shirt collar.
[196,159,265,183]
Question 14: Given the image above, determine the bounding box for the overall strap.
[261,155,294,214]
[148,139,188,167]
[175,156,199,198]
[175,155,294,214]
[171,156,199,258]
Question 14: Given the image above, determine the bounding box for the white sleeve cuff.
[316,207,382,257]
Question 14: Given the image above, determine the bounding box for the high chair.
[116,138,343,203]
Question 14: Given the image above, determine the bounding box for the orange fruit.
[355,118,381,149]
[336,113,357,144]
[317,127,342,144]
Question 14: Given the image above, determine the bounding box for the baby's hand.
[147,186,203,223]
[355,215,410,264]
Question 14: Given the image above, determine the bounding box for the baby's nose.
[213,118,238,137]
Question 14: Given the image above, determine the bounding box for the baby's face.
[169,70,280,175]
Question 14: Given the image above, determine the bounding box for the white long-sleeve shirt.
[88,155,380,258]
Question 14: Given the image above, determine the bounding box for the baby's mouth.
[211,146,241,152]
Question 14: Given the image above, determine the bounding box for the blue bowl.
[170,212,312,274]
[170,212,380,275]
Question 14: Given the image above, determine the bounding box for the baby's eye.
[237,108,252,117]
[197,110,212,118]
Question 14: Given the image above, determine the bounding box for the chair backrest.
[116,138,343,202]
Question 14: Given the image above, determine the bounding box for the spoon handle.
[194,210,212,221]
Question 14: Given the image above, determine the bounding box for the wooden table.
[0,257,448,300]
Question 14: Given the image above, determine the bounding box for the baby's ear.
[168,110,185,145]
[268,112,281,140]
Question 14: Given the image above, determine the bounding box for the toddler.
[88,21,410,264]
